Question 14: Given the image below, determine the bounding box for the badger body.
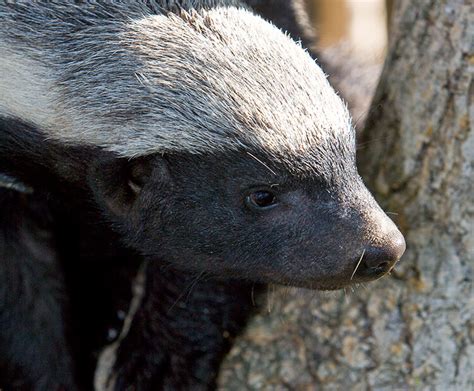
[0,2,405,390]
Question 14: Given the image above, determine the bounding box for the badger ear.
[88,154,166,219]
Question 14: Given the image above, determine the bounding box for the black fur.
[0,189,76,390]
[112,263,259,390]
[0,111,403,390]
[0,118,270,390]
[0,118,141,390]
[0,3,405,390]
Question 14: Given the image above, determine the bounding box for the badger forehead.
[102,9,352,161]
[1,4,354,173]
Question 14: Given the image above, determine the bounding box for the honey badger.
[0,1,405,390]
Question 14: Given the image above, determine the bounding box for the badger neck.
[0,117,93,199]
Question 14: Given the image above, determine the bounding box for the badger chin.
[263,271,394,291]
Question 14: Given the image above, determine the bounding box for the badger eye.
[246,190,277,210]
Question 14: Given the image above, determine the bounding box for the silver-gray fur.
[0,1,353,172]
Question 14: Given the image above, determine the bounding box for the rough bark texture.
[218,0,474,389]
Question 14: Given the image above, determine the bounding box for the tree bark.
[218,0,473,389]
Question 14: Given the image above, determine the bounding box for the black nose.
[353,233,406,280]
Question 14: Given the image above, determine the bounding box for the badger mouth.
[258,260,397,291]
[275,274,390,291]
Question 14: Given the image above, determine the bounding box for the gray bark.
[218,0,474,389]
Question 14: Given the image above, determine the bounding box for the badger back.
[0,2,352,169]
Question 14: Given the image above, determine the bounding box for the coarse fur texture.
[0,1,352,170]
[0,1,405,390]
[0,189,76,390]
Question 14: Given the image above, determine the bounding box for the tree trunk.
[218,0,473,389]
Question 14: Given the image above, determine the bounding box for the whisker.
[167,271,205,313]
[246,151,277,176]
[266,284,270,313]
[353,109,370,129]
[350,249,366,281]
[353,102,386,130]
[267,284,276,313]
[251,283,256,307]
[356,135,390,150]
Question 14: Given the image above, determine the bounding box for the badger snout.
[309,185,406,289]
[346,189,406,283]
[351,229,406,281]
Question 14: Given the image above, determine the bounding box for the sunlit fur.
[0,1,353,176]
[0,3,405,389]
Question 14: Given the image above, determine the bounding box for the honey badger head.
[0,3,405,289]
